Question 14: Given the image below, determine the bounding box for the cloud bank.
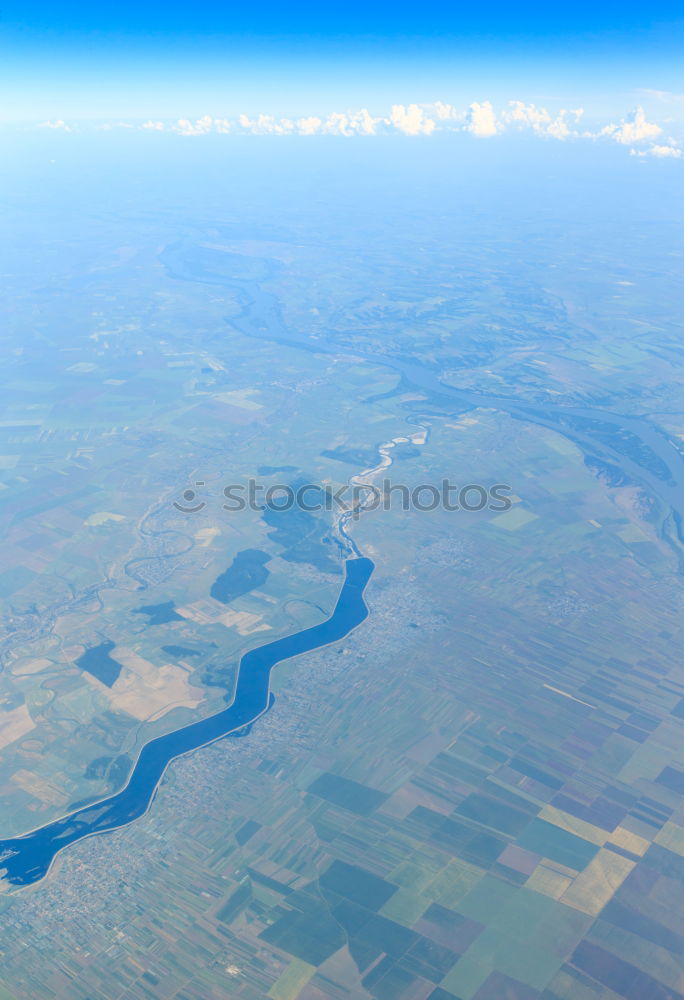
[37,101,681,159]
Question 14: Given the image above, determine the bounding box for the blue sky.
[2,0,684,121]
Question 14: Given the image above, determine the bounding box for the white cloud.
[297,115,322,135]
[28,101,681,160]
[502,102,584,140]
[38,119,72,131]
[649,143,682,158]
[431,101,463,122]
[631,141,682,159]
[546,109,584,140]
[237,113,294,134]
[349,108,382,135]
[173,115,217,135]
[389,104,435,136]
[600,106,662,145]
[324,108,382,135]
[319,112,349,135]
[170,115,231,135]
[504,101,551,130]
[465,101,498,138]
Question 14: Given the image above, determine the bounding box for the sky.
[1,0,684,119]
[1,0,683,164]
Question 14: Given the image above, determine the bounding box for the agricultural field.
[1,148,683,1000]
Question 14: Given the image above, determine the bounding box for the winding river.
[212,246,684,564]
[0,557,373,887]
[3,238,684,888]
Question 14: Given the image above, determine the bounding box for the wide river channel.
[0,557,374,887]
[3,241,684,888]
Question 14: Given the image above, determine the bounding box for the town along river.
[0,557,374,888]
